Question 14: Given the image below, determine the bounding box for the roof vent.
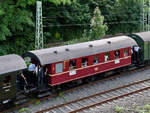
[65,48,69,51]
[107,41,111,44]
[54,51,58,54]
[89,44,93,47]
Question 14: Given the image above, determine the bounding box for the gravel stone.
[83,89,150,113]
[11,69,150,113]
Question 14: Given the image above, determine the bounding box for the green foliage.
[114,106,124,113]
[42,0,94,42]
[0,0,76,56]
[19,108,30,113]
[58,92,67,102]
[34,101,40,105]
[86,6,108,40]
[50,0,71,5]
[25,59,30,68]
[0,0,144,56]
[99,0,141,34]
[114,104,150,113]
[144,104,150,110]
[16,0,36,7]
[143,104,150,113]
[0,46,8,55]
[0,0,34,41]
[0,9,4,15]
[64,37,90,45]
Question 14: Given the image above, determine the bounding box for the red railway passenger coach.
[23,36,137,86]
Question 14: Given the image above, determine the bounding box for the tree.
[43,0,96,42]
[0,0,76,55]
[0,0,143,56]
[84,7,108,40]
[108,0,141,34]
[98,0,142,34]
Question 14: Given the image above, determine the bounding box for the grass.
[19,108,30,113]
[58,92,67,102]
[114,104,150,113]
[114,106,124,113]
[34,100,40,105]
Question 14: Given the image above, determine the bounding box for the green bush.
[19,108,30,113]
[114,106,124,113]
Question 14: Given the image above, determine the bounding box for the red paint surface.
[49,57,131,86]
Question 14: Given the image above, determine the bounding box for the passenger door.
[144,42,149,60]
[1,73,17,104]
[148,42,150,59]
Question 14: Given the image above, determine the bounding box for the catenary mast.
[35,1,43,50]
[142,0,150,31]
[148,0,150,30]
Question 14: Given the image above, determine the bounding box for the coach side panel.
[49,47,131,86]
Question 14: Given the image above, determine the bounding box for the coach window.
[124,48,129,56]
[104,53,110,62]
[3,76,11,88]
[69,60,76,70]
[56,63,63,74]
[115,50,120,59]
[93,56,99,64]
[82,57,88,67]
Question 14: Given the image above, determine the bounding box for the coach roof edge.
[23,36,137,66]
[0,54,27,75]
[134,31,150,41]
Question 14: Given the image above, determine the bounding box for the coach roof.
[134,31,150,41]
[0,54,27,75]
[23,36,137,66]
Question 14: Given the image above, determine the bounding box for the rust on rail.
[36,75,150,113]
[2,66,150,113]
[69,86,150,113]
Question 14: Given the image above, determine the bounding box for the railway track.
[1,65,150,113]
[36,77,150,113]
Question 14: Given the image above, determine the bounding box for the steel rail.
[1,66,149,113]
[36,77,150,113]
[69,85,150,113]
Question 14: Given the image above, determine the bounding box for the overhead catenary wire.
[41,2,147,31]
[41,10,143,19]
[42,14,143,19]
[40,1,149,31]
[43,21,140,27]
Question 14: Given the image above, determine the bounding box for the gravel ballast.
[84,89,150,113]
[12,69,150,113]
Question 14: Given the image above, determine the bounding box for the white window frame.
[124,48,129,56]
[56,63,63,74]
[104,53,110,62]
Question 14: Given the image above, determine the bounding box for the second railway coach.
[0,54,26,105]
[23,36,137,86]
[130,32,150,63]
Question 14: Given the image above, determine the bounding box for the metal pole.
[35,1,43,50]
[143,0,145,31]
[148,0,150,31]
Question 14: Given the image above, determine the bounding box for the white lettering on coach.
[115,59,120,64]
[69,70,76,76]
